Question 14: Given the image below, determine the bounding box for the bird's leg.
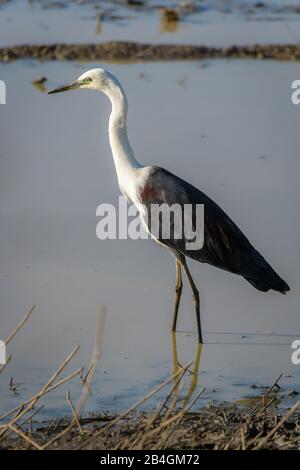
[172,259,183,332]
[182,261,203,344]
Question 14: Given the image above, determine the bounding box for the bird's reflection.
[171,332,203,406]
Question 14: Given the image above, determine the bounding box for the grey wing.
[139,166,289,293]
[139,166,246,267]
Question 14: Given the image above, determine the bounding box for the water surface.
[0,57,299,420]
[1,0,300,47]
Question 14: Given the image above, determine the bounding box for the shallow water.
[1,0,300,47]
[0,57,300,420]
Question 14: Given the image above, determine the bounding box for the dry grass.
[1,305,300,450]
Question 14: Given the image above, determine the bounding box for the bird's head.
[48,68,112,95]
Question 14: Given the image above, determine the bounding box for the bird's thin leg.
[172,259,183,332]
[182,261,203,344]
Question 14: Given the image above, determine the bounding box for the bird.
[49,68,290,343]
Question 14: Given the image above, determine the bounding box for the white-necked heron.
[49,68,290,343]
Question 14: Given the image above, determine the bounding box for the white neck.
[102,78,142,191]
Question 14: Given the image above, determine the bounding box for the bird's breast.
[139,185,159,203]
[118,167,151,206]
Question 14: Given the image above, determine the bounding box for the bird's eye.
[82,77,93,84]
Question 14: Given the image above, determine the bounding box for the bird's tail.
[244,269,290,294]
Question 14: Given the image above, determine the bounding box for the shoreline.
[1,41,300,63]
[1,404,300,450]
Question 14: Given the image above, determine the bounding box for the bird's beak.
[48,80,81,95]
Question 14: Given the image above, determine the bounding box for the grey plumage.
[139,166,289,294]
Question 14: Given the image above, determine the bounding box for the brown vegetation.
[1,42,300,63]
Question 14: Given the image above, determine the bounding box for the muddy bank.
[1,41,300,62]
[1,403,300,450]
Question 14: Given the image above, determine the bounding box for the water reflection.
[171,332,202,406]
[160,17,180,34]
[32,77,47,93]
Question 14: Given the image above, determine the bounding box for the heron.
[49,68,290,343]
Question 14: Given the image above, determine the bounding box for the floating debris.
[159,7,181,33]
[32,76,47,92]
[8,378,21,395]
[125,0,144,6]
[160,8,181,24]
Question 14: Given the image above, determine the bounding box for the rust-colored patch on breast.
[139,185,159,203]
